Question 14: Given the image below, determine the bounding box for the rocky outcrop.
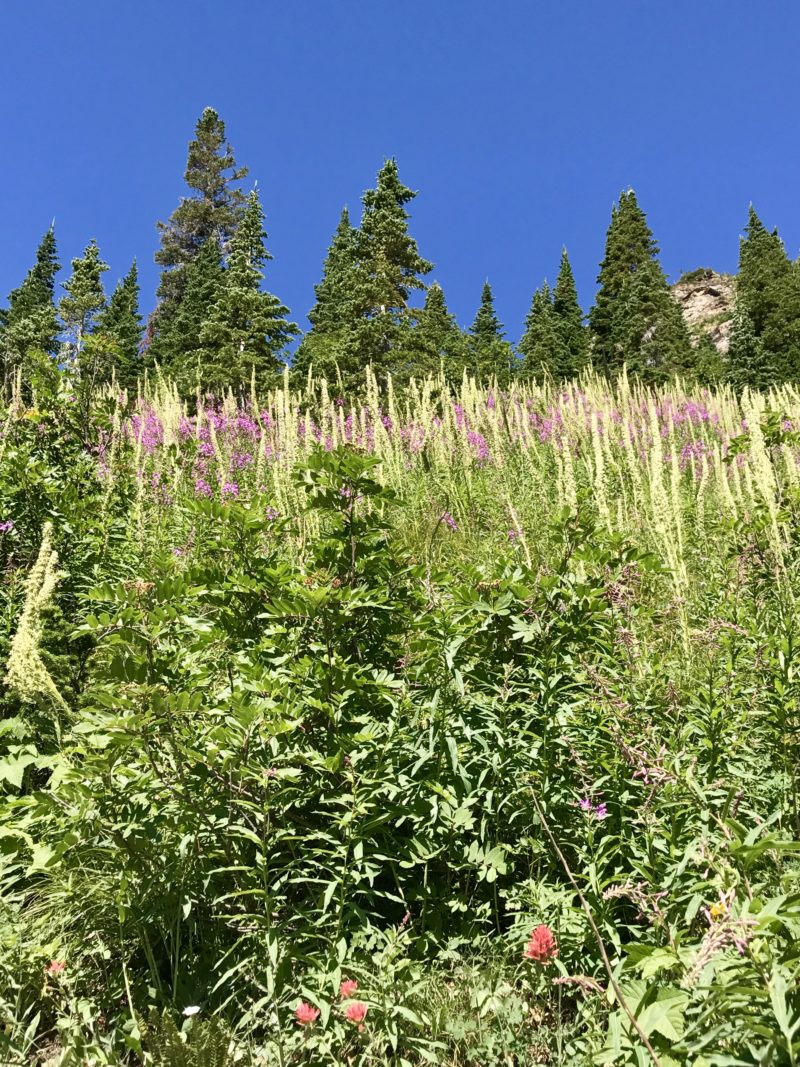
[672,269,735,353]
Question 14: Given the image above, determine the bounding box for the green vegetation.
[2,106,800,1065]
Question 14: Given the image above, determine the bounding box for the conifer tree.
[199,189,298,392]
[468,281,515,383]
[552,248,588,374]
[348,159,433,379]
[96,262,143,389]
[736,206,800,381]
[293,207,360,381]
[151,108,247,353]
[157,238,225,386]
[59,240,109,360]
[0,228,60,389]
[519,282,568,379]
[725,303,773,391]
[589,190,691,382]
[401,281,468,382]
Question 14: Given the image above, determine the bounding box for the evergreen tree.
[736,206,800,381]
[348,159,433,379]
[468,281,515,383]
[293,207,361,381]
[151,108,248,352]
[157,238,225,386]
[552,248,588,374]
[59,240,109,360]
[725,303,773,390]
[401,281,468,382]
[199,190,298,392]
[0,228,60,388]
[589,190,692,382]
[518,282,568,379]
[96,261,143,389]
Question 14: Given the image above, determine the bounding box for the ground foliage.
[0,368,799,1065]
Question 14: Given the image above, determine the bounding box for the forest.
[1,108,799,1066]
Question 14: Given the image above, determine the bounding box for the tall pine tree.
[156,238,225,386]
[293,206,361,381]
[199,189,298,392]
[725,302,773,390]
[468,281,515,383]
[401,281,468,382]
[1,228,61,389]
[151,108,247,357]
[552,248,588,374]
[96,261,143,389]
[518,282,567,379]
[589,190,691,382]
[736,206,800,382]
[59,240,109,362]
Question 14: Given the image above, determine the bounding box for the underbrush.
[1,374,799,1064]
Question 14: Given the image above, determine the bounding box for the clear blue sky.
[1,1,799,343]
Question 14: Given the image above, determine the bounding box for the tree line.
[1,107,796,396]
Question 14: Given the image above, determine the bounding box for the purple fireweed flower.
[221,481,239,499]
[265,506,279,521]
[0,520,14,534]
[440,511,458,532]
[195,478,212,498]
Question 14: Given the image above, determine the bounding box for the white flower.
[182,1005,201,1017]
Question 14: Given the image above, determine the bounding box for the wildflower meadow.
[1,365,799,1065]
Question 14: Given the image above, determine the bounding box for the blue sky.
[1,1,799,344]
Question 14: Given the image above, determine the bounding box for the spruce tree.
[0,228,60,389]
[468,281,515,383]
[725,302,773,390]
[736,206,800,381]
[518,283,568,379]
[552,249,588,374]
[589,190,691,382]
[293,207,361,381]
[401,281,468,382]
[151,108,248,354]
[96,261,143,389]
[157,238,225,386]
[199,190,298,392]
[59,240,109,360]
[349,159,433,380]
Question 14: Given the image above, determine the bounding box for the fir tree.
[725,303,773,390]
[151,108,248,353]
[518,282,568,379]
[401,281,468,382]
[736,206,800,381]
[589,190,691,381]
[199,190,298,392]
[96,261,143,389]
[468,281,515,383]
[59,240,109,360]
[0,228,60,388]
[552,248,588,374]
[348,159,433,379]
[156,238,225,386]
[293,207,360,381]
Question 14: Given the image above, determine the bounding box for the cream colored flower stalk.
[5,523,69,712]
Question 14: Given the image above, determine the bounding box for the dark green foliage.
[401,281,468,382]
[293,207,361,381]
[152,108,248,353]
[468,281,515,383]
[737,206,800,381]
[589,190,692,382]
[198,189,298,392]
[0,229,60,390]
[725,302,773,390]
[141,1009,233,1067]
[158,238,225,387]
[95,261,143,389]
[58,239,109,362]
[301,160,434,386]
[552,248,588,373]
[518,282,567,379]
